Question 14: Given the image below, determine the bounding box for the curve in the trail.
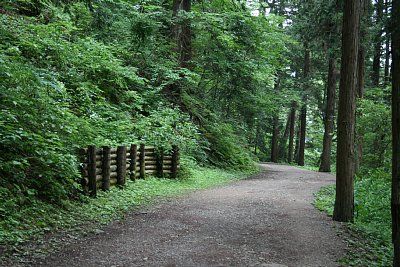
[33,163,345,267]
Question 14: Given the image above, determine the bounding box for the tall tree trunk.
[287,102,296,163]
[271,79,280,162]
[372,0,384,86]
[355,0,368,174]
[391,0,400,264]
[271,115,279,162]
[298,47,310,166]
[333,0,361,223]
[172,0,182,49]
[279,111,291,161]
[384,0,391,85]
[319,57,337,172]
[298,104,306,166]
[179,0,192,68]
[355,44,366,174]
[294,113,301,163]
[168,0,191,107]
[385,34,391,84]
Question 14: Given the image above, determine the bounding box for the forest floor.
[20,163,346,267]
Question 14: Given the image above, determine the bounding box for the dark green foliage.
[0,4,201,208]
[0,0,287,239]
[0,0,397,262]
[203,123,256,169]
[357,87,391,171]
[314,169,393,266]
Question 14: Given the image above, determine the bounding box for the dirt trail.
[32,163,345,267]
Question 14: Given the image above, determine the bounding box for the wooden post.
[116,146,127,187]
[102,146,111,191]
[129,144,137,181]
[171,145,179,179]
[139,144,145,179]
[87,145,97,197]
[156,149,164,178]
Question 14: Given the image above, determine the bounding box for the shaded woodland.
[0,0,399,265]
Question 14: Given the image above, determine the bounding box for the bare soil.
[31,163,345,267]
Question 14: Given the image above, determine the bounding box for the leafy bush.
[0,11,201,205]
[203,123,256,170]
[314,169,392,266]
[357,88,391,172]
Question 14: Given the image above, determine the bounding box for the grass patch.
[313,169,392,266]
[298,165,320,172]
[313,184,335,216]
[0,166,256,261]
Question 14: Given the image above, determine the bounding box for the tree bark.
[333,0,361,223]
[355,43,366,175]
[298,47,310,166]
[384,0,391,85]
[355,0,368,174]
[271,115,279,162]
[298,103,306,166]
[179,0,192,68]
[271,78,280,162]
[167,0,191,106]
[172,0,182,39]
[287,102,296,163]
[372,0,384,86]
[357,48,366,99]
[391,0,400,264]
[279,111,291,161]
[319,57,337,172]
[385,34,391,84]
[294,113,301,163]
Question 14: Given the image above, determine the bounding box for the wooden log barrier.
[171,145,179,179]
[139,144,145,179]
[116,146,127,187]
[157,149,164,177]
[129,144,137,181]
[102,146,111,191]
[81,144,179,196]
[87,145,97,197]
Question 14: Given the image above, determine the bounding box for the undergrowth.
[313,168,392,266]
[0,165,255,262]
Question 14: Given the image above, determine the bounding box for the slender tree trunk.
[167,0,191,107]
[391,0,400,264]
[298,47,310,166]
[294,113,301,163]
[172,0,182,21]
[279,111,291,161]
[355,43,366,174]
[271,115,279,162]
[357,49,366,98]
[288,102,296,163]
[179,0,192,68]
[172,0,182,48]
[319,57,337,172]
[372,0,384,86]
[333,0,361,223]
[384,0,391,85]
[385,34,391,84]
[298,104,306,166]
[355,0,368,174]
[271,79,280,162]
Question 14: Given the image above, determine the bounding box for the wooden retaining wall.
[79,144,180,197]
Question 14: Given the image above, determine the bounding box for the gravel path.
[33,163,345,267]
